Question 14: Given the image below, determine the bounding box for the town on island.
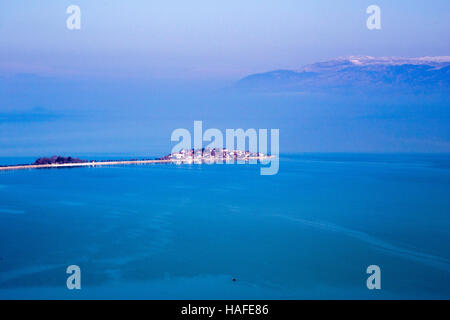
[0,148,274,171]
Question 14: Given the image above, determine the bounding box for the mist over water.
[1,73,449,158]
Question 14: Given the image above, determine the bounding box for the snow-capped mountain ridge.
[237,56,450,92]
[299,56,450,72]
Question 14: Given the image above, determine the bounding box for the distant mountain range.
[237,56,450,92]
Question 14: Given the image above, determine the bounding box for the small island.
[160,148,271,163]
[34,156,86,165]
[0,149,274,171]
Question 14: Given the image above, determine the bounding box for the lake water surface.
[0,154,449,299]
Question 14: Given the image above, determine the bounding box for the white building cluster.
[163,148,269,163]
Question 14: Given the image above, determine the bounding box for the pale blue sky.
[0,0,449,80]
[0,1,449,155]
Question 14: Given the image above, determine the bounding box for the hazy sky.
[0,1,449,156]
[1,0,449,80]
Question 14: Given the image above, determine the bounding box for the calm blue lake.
[0,154,449,299]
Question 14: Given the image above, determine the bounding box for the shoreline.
[0,156,274,171]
